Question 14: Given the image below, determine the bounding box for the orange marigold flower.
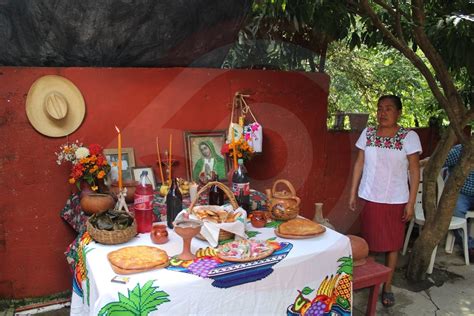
[68,178,76,184]
[97,171,106,179]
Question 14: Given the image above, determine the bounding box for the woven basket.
[188,181,239,241]
[269,179,300,221]
[87,215,137,245]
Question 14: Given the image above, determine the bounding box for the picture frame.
[104,147,136,182]
[184,130,228,183]
[132,166,156,189]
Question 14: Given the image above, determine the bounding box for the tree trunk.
[358,0,474,281]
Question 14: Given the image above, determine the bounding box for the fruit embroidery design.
[167,239,293,288]
[72,232,94,305]
[288,256,353,316]
[98,280,170,316]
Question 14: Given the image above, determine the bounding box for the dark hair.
[378,95,402,110]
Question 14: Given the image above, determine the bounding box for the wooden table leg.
[365,283,381,316]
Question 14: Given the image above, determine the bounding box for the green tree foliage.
[224,0,455,128]
[326,41,440,128]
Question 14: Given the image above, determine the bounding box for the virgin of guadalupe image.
[192,140,226,182]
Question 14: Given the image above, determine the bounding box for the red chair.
[353,257,392,316]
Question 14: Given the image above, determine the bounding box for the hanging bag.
[240,94,263,153]
[226,93,244,144]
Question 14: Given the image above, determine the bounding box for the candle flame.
[115,125,120,133]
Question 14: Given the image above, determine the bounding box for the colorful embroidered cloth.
[70,224,352,315]
[62,190,268,273]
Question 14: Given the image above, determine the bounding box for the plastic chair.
[402,171,470,273]
[466,211,474,237]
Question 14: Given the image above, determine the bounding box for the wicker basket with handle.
[188,181,240,241]
[87,212,137,245]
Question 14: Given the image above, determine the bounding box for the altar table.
[70,225,353,316]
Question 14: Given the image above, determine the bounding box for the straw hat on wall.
[25,75,86,137]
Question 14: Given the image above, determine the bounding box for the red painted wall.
[0,67,438,298]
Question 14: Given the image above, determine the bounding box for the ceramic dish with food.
[275,217,326,239]
[217,239,274,262]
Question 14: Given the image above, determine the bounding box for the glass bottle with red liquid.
[133,170,154,233]
[232,159,250,213]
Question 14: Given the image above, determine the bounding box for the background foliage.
[222,0,473,129]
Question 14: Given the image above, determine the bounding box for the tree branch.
[360,0,468,144]
[373,0,406,44]
[411,0,468,143]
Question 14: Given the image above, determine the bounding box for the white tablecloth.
[70,224,352,316]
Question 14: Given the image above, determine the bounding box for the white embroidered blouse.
[356,127,422,204]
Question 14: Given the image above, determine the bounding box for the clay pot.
[347,235,369,266]
[80,193,115,215]
[110,180,138,203]
[150,223,169,244]
[250,211,267,228]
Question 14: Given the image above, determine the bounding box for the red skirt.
[360,200,406,252]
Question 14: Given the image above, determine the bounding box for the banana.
[196,247,217,257]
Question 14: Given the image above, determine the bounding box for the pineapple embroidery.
[332,256,353,307]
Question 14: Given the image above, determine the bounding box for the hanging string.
[235,92,257,123]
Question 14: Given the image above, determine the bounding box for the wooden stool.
[353,257,392,316]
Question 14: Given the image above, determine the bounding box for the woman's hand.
[402,203,415,222]
[349,194,357,211]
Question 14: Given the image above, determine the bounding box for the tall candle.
[156,137,165,184]
[115,125,122,190]
[168,134,172,184]
[231,131,238,169]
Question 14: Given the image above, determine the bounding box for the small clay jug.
[347,235,369,266]
[150,223,169,244]
[250,211,267,228]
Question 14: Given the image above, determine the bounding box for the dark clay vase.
[347,234,369,266]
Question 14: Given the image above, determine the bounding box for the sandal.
[381,291,395,307]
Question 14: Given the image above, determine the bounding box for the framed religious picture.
[104,147,136,181]
[131,166,156,189]
[184,130,228,183]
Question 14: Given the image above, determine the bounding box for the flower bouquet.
[56,141,111,192]
[221,138,255,163]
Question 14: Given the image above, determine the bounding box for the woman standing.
[349,95,421,307]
